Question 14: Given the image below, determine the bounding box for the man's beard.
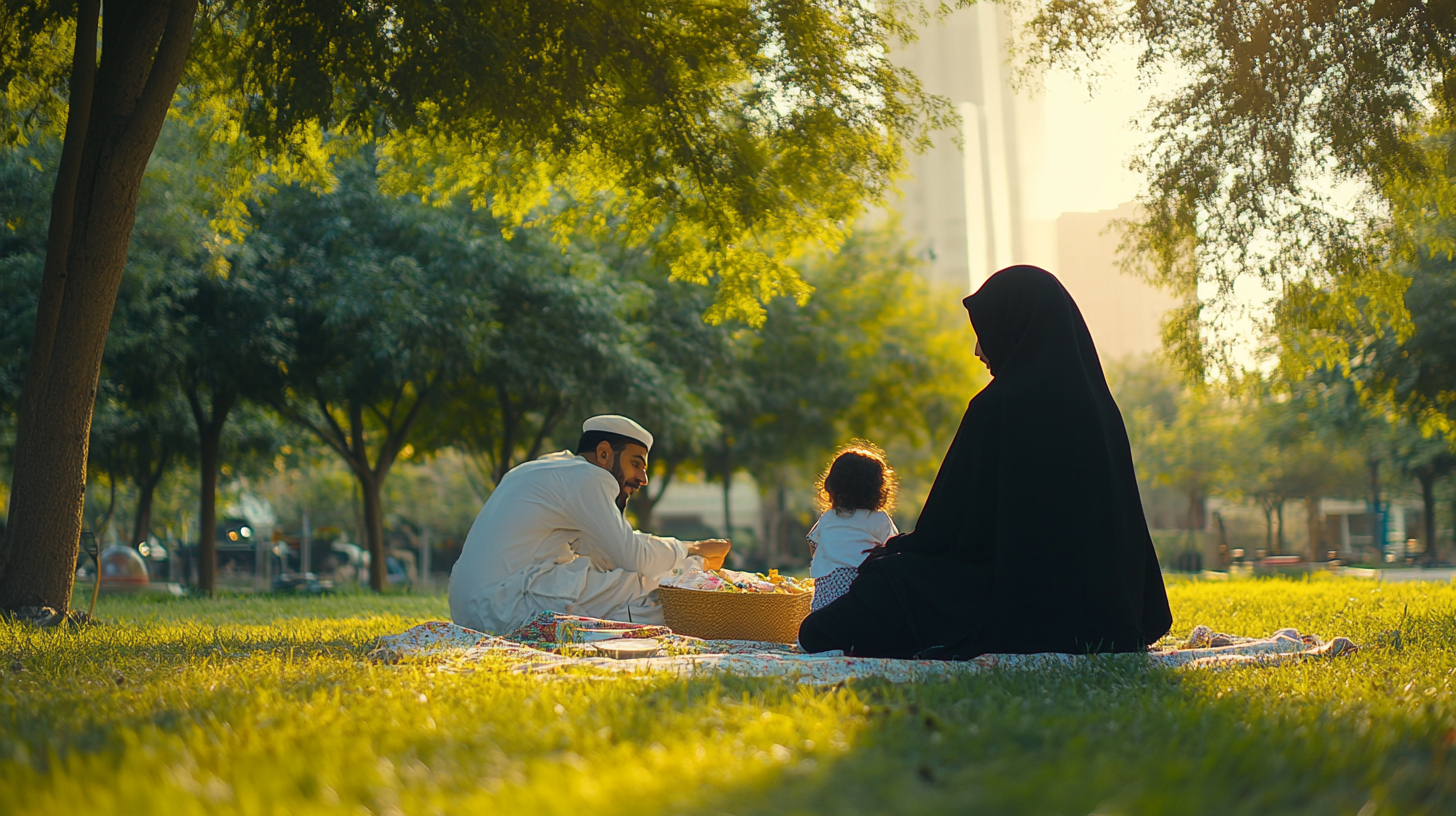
[609,455,638,513]
[611,454,634,512]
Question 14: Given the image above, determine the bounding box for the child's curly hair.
[816,440,898,517]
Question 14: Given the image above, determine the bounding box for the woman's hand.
[858,538,897,569]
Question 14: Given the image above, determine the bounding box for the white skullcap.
[582,415,653,451]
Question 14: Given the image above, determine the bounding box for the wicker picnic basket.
[657,585,814,643]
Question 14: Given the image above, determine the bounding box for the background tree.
[0,0,199,610]
[0,0,950,611]
[1022,0,1456,381]
[1385,419,1456,564]
[432,251,675,491]
[612,264,734,534]
[0,128,55,530]
[1231,397,1363,556]
[1133,385,1235,558]
[709,225,987,565]
[1301,127,1456,560]
[85,391,192,549]
[249,155,497,591]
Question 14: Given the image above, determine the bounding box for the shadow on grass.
[667,659,1456,816]
[4,581,1456,815]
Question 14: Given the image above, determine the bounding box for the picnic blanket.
[369,613,1359,684]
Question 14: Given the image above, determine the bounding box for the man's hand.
[687,538,731,570]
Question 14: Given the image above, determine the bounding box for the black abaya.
[798,265,1173,658]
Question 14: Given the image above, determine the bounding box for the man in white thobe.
[448,415,731,633]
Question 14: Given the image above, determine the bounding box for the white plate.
[591,638,662,659]
[556,624,637,643]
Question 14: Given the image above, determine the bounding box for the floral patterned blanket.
[368,613,1359,684]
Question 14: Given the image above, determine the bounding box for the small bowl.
[556,624,636,643]
[590,638,662,659]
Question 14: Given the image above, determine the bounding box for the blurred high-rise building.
[1054,201,1179,361]
[889,5,1173,359]
[890,3,1052,294]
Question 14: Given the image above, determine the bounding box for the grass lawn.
[2,576,1454,815]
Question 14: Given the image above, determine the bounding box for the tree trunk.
[359,468,386,592]
[720,441,734,542]
[1275,500,1285,554]
[0,0,198,611]
[277,387,428,593]
[1185,486,1206,531]
[132,474,156,548]
[1305,497,1323,562]
[632,483,657,533]
[188,388,235,595]
[342,398,417,593]
[130,450,170,547]
[1417,469,1438,564]
[1369,456,1384,554]
[196,418,222,595]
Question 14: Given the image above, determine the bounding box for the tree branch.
[374,380,432,481]
[274,397,354,466]
[524,398,566,463]
[122,0,198,148]
[348,400,370,479]
[496,389,517,483]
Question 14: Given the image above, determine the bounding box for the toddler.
[807,441,898,611]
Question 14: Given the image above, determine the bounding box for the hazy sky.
[1028,46,1152,221]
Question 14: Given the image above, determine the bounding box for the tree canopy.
[5,0,951,323]
[1021,0,1456,381]
[0,0,956,610]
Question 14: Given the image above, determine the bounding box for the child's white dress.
[807,509,898,611]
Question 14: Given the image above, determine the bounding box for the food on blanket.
[661,565,813,595]
[591,638,662,659]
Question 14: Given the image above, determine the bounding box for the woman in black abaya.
[798,265,1173,658]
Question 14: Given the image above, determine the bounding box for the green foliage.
[250,152,495,468]
[0,9,72,145]
[1226,387,1367,553]
[4,0,956,324]
[3,579,1456,814]
[1112,356,1235,525]
[719,225,984,480]
[1309,124,1456,440]
[1021,0,1456,380]
[0,125,52,513]
[0,126,52,417]
[424,236,683,488]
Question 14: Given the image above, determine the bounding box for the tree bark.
[1185,486,1206,531]
[1275,500,1286,554]
[1417,469,1438,564]
[281,388,429,592]
[132,470,156,548]
[358,467,386,591]
[130,449,171,547]
[720,441,734,543]
[1368,456,1383,554]
[0,0,199,611]
[188,388,236,595]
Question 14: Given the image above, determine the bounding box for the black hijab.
[886,265,1172,654]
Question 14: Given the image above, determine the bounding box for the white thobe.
[448,451,689,633]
